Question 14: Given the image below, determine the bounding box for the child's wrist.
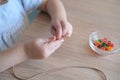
[51,14,67,22]
[14,44,29,61]
[23,43,31,59]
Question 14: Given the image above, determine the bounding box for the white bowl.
[89,32,120,55]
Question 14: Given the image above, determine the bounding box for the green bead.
[98,39,102,43]
[101,43,107,47]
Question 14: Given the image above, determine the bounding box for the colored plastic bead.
[93,38,114,51]
[101,43,107,47]
[102,38,107,43]
[98,39,102,43]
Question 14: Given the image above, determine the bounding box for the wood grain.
[0,0,120,80]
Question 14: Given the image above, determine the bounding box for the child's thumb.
[47,36,56,43]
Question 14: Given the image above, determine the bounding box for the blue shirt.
[0,0,42,51]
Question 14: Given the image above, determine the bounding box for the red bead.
[102,38,107,43]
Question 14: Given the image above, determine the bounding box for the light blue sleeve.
[20,0,43,13]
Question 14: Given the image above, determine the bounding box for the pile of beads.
[93,38,114,51]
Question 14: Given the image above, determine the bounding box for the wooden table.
[0,0,120,80]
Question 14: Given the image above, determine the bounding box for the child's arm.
[0,37,64,72]
[0,44,27,72]
[39,0,73,40]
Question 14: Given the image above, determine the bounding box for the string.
[11,66,107,80]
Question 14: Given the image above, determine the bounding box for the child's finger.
[61,21,68,36]
[51,26,57,36]
[65,23,73,37]
[55,22,62,40]
[65,28,72,37]
[39,36,55,44]
[49,36,56,40]
[36,36,55,45]
[48,38,64,51]
[48,36,56,43]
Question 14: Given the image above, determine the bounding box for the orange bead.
[100,47,106,51]
[107,46,113,51]
[94,41,101,47]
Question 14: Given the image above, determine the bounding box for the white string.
[11,66,107,80]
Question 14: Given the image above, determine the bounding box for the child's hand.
[50,20,73,40]
[24,36,64,59]
[39,0,73,39]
